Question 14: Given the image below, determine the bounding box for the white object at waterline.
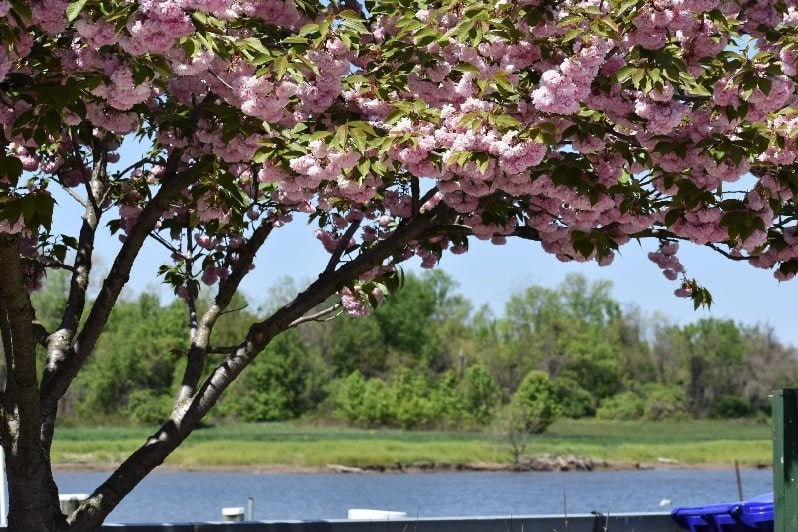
[59,493,89,515]
[348,509,407,520]
[221,506,245,521]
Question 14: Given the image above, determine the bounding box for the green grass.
[50,418,773,469]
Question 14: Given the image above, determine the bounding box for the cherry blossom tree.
[1,0,798,529]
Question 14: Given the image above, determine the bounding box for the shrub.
[596,391,644,420]
[509,370,558,434]
[550,376,595,418]
[710,395,753,419]
[642,384,687,420]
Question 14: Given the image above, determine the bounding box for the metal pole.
[735,460,743,500]
[247,497,254,521]
[773,389,798,532]
[0,446,5,527]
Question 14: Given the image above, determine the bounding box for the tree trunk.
[0,234,66,531]
[4,439,65,531]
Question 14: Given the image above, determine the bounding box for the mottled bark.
[0,234,64,531]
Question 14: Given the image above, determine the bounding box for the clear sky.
[73,204,798,348]
[260,220,798,346]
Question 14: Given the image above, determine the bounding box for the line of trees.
[33,270,798,431]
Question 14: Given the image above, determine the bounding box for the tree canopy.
[2,0,798,529]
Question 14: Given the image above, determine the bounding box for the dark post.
[773,389,798,532]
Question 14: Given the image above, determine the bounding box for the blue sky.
[265,221,798,346]
[67,202,798,347]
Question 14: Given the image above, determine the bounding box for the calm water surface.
[53,468,774,524]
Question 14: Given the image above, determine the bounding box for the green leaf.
[350,127,367,153]
[337,9,368,34]
[61,235,79,249]
[8,0,31,21]
[0,155,23,187]
[282,35,309,45]
[65,0,89,23]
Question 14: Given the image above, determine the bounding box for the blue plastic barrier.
[671,493,774,532]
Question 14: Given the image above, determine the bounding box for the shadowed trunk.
[0,233,66,531]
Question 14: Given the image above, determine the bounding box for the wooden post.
[773,389,798,532]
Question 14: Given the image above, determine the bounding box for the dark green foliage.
[123,390,171,424]
[641,384,687,421]
[221,329,327,422]
[58,271,798,429]
[551,376,595,419]
[459,364,502,425]
[329,314,387,377]
[710,395,753,419]
[509,370,558,434]
[333,371,395,426]
[596,391,645,421]
[73,294,186,419]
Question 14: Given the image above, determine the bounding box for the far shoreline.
[52,458,773,475]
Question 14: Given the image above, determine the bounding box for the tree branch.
[289,303,343,327]
[175,218,275,405]
[324,218,362,274]
[39,149,195,409]
[0,234,45,465]
[73,205,444,529]
[40,137,108,453]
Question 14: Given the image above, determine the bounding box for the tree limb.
[73,204,444,530]
[39,149,195,409]
[324,218,362,274]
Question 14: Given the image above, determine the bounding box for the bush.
[123,389,171,425]
[596,391,644,420]
[460,364,502,425]
[550,376,595,418]
[710,395,753,418]
[333,372,397,426]
[642,384,687,420]
[509,370,558,434]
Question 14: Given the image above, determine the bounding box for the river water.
[53,468,774,524]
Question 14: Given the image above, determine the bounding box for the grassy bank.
[51,418,772,470]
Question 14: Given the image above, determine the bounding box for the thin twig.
[289,303,343,327]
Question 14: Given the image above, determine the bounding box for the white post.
[0,446,5,527]
[247,497,254,520]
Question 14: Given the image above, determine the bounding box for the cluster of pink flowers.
[7,0,798,306]
[532,39,609,115]
[339,286,374,317]
[196,192,232,226]
[648,241,685,281]
[122,0,195,55]
[633,99,690,135]
[90,66,152,111]
[200,264,230,285]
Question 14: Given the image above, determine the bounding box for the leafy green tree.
[459,364,502,425]
[392,367,437,429]
[550,376,595,419]
[73,294,185,419]
[509,370,558,435]
[641,384,687,421]
[328,313,387,377]
[333,371,368,424]
[221,329,326,421]
[741,325,798,416]
[492,274,626,405]
[333,371,396,426]
[679,319,746,417]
